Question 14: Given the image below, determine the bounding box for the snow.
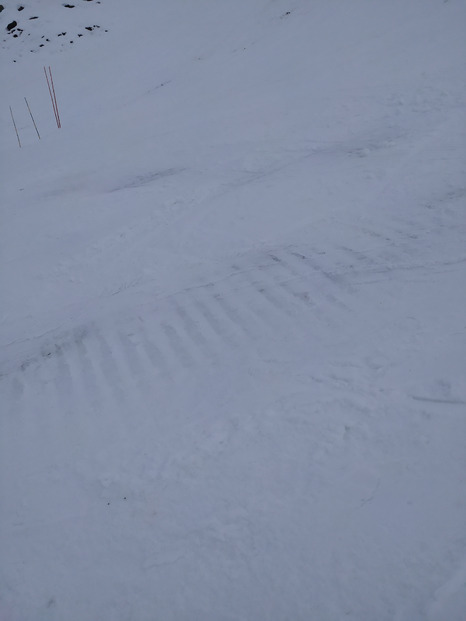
[1,0,466,619]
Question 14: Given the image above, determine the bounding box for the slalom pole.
[48,66,61,128]
[25,97,41,140]
[44,66,59,127]
[9,105,21,148]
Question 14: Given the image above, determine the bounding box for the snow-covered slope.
[1,1,466,619]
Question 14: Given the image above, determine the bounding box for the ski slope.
[1,1,466,619]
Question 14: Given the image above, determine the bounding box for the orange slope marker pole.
[9,105,21,148]
[48,66,61,128]
[25,97,41,140]
[44,66,59,128]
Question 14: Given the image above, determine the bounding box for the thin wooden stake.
[44,65,59,128]
[9,105,21,148]
[48,66,61,128]
[25,97,41,140]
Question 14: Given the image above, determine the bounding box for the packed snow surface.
[1,1,466,619]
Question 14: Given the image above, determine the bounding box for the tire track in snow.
[334,190,466,278]
[190,292,238,349]
[137,320,171,380]
[227,265,287,333]
[116,329,154,400]
[170,296,218,362]
[1,245,359,412]
[229,258,319,330]
[161,322,196,370]
[74,330,103,411]
[287,249,353,293]
[100,327,150,414]
[274,250,351,313]
[208,284,256,340]
[54,344,75,416]
[94,328,128,407]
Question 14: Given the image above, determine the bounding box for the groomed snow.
[1,1,466,619]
